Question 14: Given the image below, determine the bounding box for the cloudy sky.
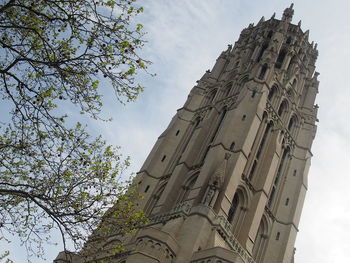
[4,0,350,262]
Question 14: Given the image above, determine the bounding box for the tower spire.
[282,3,294,23]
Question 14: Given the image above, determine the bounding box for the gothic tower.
[56,5,319,263]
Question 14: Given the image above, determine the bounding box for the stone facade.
[54,5,319,263]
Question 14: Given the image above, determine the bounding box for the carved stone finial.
[313,71,320,79]
[258,16,265,25]
[298,20,301,27]
[282,3,294,23]
[271,12,276,19]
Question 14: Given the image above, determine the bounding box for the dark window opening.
[259,64,268,80]
[176,130,180,136]
[225,84,232,97]
[251,90,257,98]
[268,187,276,207]
[285,198,289,206]
[242,115,246,121]
[227,194,239,223]
[275,49,286,69]
[293,169,297,176]
[268,86,277,101]
[256,123,271,159]
[278,101,287,117]
[275,149,289,185]
[287,56,296,72]
[230,141,235,150]
[249,160,258,180]
[288,117,295,131]
[267,30,273,39]
[145,185,150,193]
[209,109,227,144]
[208,90,217,104]
[286,37,292,44]
[276,232,280,240]
[202,145,211,162]
[161,155,166,162]
[257,44,268,62]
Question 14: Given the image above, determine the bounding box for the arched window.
[287,55,296,72]
[210,108,227,143]
[178,175,198,203]
[268,187,276,207]
[288,115,296,131]
[146,183,167,215]
[256,122,272,159]
[257,44,268,62]
[274,149,289,185]
[268,85,277,101]
[227,194,239,223]
[286,36,292,44]
[269,148,290,207]
[267,30,273,39]
[253,216,269,261]
[207,89,217,105]
[277,100,288,117]
[275,49,287,69]
[202,108,227,162]
[224,83,232,97]
[258,64,268,80]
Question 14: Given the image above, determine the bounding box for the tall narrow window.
[253,217,268,260]
[288,116,295,131]
[268,187,276,207]
[259,64,268,80]
[275,49,286,69]
[274,149,289,184]
[224,84,232,97]
[267,30,273,39]
[227,194,239,223]
[285,198,289,206]
[287,56,296,72]
[276,232,280,240]
[257,44,268,62]
[210,108,227,144]
[248,160,258,180]
[278,100,288,117]
[202,109,227,162]
[256,123,272,159]
[268,85,277,101]
[147,183,167,215]
[179,175,198,203]
[208,89,217,105]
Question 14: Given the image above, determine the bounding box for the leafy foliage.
[0,0,149,260]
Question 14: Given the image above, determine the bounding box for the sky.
[3,0,350,262]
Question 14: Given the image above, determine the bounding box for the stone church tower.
[55,4,319,263]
